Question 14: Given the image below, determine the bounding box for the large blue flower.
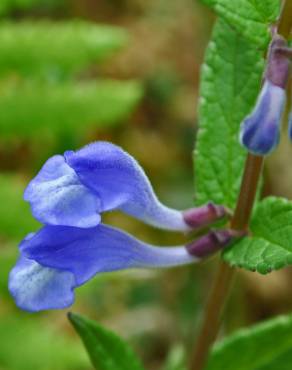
[24,141,228,230]
[9,223,236,312]
[10,140,234,312]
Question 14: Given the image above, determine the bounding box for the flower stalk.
[189,2,292,369]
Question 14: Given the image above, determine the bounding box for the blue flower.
[10,140,234,312]
[239,80,286,156]
[24,141,228,231]
[9,223,236,312]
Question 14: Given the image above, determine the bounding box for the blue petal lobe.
[9,256,76,312]
[24,155,101,228]
[240,81,286,155]
[65,142,188,231]
[21,224,196,286]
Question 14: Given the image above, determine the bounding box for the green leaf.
[0,79,143,139]
[0,21,128,77]
[223,197,292,274]
[194,19,264,208]
[256,350,292,370]
[202,0,280,47]
[0,174,40,240]
[68,312,145,370]
[206,315,292,370]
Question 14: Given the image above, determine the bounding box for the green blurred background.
[0,1,292,370]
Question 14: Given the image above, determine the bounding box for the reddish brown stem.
[189,155,263,370]
[189,261,234,370]
[231,154,263,231]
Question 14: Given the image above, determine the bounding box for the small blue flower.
[24,141,228,231]
[239,80,286,156]
[9,224,197,312]
[9,224,237,312]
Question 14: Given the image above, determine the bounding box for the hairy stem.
[189,2,292,369]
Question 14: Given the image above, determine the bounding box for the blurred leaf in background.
[0,21,128,78]
[0,1,145,370]
[0,316,90,370]
[0,0,41,15]
[0,79,142,140]
[0,174,39,240]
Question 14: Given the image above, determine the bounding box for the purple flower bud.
[265,35,290,89]
[9,223,199,312]
[239,80,286,156]
[183,202,230,230]
[186,229,245,258]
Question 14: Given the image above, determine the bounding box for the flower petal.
[20,224,197,286]
[11,225,240,312]
[24,155,101,228]
[9,256,76,312]
[239,80,286,155]
[65,142,189,230]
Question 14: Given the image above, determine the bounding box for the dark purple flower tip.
[265,35,291,89]
[239,80,286,156]
[185,229,245,258]
[183,202,230,230]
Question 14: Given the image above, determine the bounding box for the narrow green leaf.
[206,315,292,370]
[0,21,128,77]
[202,0,280,47]
[194,19,264,208]
[223,197,292,274]
[0,80,143,139]
[68,312,145,370]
